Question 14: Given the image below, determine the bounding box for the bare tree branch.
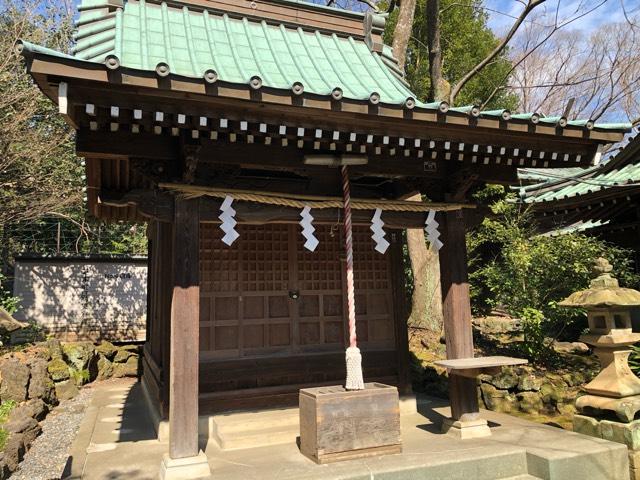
[448,0,547,104]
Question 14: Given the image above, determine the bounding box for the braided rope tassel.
[342,166,364,391]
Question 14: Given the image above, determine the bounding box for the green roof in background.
[520,133,640,203]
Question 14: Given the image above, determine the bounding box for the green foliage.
[0,428,8,451]
[0,273,20,314]
[0,400,17,451]
[70,368,90,386]
[0,400,17,424]
[383,0,518,107]
[468,185,640,359]
[519,307,552,362]
[0,0,148,282]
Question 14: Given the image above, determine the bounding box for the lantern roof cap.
[559,258,640,308]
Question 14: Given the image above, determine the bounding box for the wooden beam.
[77,129,179,160]
[34,71,622,148]
[438,209,478,422]
[169,198,200,459]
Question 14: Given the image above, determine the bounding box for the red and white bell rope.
[341,166,364,390]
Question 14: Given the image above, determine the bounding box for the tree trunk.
[406,193,443,332]
[391,0,417,69]
[426,0,449,102]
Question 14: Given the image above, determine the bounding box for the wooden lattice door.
[199,223,396,361]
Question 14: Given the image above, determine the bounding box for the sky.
[483,0,633,34]
[310,0,637,37]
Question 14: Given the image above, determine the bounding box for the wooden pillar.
[438,209,478,421]
[168,197,202,455]
[390,230,412,395]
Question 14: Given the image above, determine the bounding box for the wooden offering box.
[299,383,401,464]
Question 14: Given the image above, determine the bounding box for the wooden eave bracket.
[26,55,627,147]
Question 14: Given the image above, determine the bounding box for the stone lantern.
[559,257,640,422]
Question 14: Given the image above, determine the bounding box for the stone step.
[204,395,419,451]
[211,420,299,451]
[501,476,543,480]
[210,407,299,433]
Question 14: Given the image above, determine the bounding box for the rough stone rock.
[62,342,95,371]
[96,356,114,381]
[4,416,40,446]
[46,339,63,360]
[24,343,51,361]
[0,358,30,403]
[27,358,56,405]
[517,392,544,414]
[112,355,139,378]
[95,341,118,360]
[488,368,519,390]
[54,380,79,401]
[2,433,26,473]
[11,399,48,422]
[557,402,577,417]
[518,374,542,392]
[562,371,586,387]
[113,347,137,364]
[473,315,522,334]
[553,341,590,355]
[0,307,27,334]
[480,383,516,413]
[540,381,568,411]
[47,358,70,382]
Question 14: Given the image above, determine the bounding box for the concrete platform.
[64,379,630,480]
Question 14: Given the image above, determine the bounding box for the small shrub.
[0,273,20,315]
[0,400,17,424]
[70,368,90,385]
[519,308,551,362]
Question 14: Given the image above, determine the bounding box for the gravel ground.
[12,386,95,480]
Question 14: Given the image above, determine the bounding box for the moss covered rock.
[113,347,138,364]
[480,383,516,413]
[96,356,113,381]
[488,367,519,390]
[54,380,78,401]
[47,358,70,382]
[62,342,95,371]
[517,392,543,414]
[113,356,139,378]
[518,374,542,392]
[95,341,118,360]
[46,339,63,360]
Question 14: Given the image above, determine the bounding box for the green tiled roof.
[540,219,609,237]
[14,0,634,133]
[66,0,419,105]
[520,133,640,203]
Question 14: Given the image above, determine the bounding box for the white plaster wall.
[13,260,147,341]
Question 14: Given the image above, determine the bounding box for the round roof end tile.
[155,62,170,77]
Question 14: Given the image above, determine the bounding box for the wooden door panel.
[200,223,395,360]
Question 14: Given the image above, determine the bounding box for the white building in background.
[12,255,147,342]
